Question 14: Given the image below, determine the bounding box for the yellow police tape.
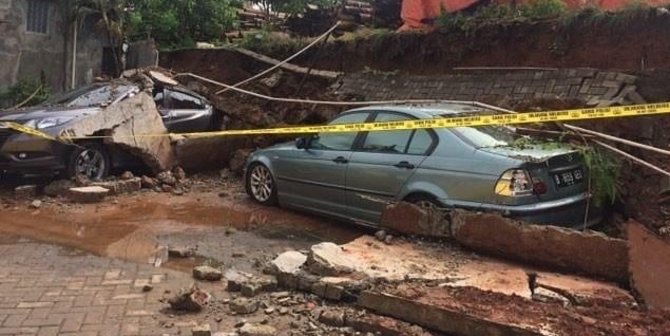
[3,102,670,144]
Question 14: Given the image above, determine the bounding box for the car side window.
[310,113,369,151]
[361,113,412,154]
[167,90,204,110]
[407,129,434,155]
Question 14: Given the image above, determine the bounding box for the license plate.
[552,168,584,188]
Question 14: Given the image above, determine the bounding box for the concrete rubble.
[14,185,37,199]
[169,245,197,258]
[191,323,212,336]
[267,251,307,275]
[168,286,212,312]
[67,186,110,203]
[306,242,357,276]
[238,323,277,336]
[248,233,650,336]
[90,177,142,195]
[193,265,224,281]
[230,297,259,314]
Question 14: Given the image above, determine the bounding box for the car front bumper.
[0,128,70,174]
[441,192,605,228]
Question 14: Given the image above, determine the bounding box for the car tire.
[66,143,111,180]
[246,162,278,206]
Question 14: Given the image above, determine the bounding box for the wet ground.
[1,176,667,335]
[0,177,364,274]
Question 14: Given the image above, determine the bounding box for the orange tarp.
[400,0,670,30]
[400,0,479,30]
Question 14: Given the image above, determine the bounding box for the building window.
[26,0,49,34]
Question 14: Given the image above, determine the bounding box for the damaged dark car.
[0,81,218,180]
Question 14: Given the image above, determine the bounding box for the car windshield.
[441,112,520,148]
[44,83,137,108]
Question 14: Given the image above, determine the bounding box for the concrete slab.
[627,220,670,309]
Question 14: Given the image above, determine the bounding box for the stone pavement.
[0,238,200,336]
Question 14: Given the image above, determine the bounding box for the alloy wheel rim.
[250,165,273,202]
[75,149,106,180]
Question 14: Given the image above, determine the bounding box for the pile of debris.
[157,229,670,336]
[13,166,193,205]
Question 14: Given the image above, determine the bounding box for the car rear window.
[453,125,518,148]
[440,113,519,148]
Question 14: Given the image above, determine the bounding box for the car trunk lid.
[480,145,587,201]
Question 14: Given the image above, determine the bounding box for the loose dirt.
[380,282,670,335]
[236,12,670,75]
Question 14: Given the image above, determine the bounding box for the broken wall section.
[450,210,628,282]
[334,69,642,107]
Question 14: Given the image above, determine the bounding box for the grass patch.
[0,79,50,110]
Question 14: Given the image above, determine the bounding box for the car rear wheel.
[406,194,442,212]
[67,143,110,180]
[246,163,277,205]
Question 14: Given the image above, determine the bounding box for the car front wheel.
[66,143,110,180]
[246,163,277,205]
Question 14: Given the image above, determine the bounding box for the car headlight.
[24,116,76,130]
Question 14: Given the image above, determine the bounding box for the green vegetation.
[436,0,567,33]
[252,0,338,17]
[238,30,313,57]
[579,146,620,207]
[506,134,619,206]
[0,79,50,110]
[126,0,240,49]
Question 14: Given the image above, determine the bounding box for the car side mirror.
[295,137,308,149]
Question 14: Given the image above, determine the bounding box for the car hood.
[478,145,578,163]
[0,105,100,122]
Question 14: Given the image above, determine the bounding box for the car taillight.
[532,179,547,195]
[495,169,534,197]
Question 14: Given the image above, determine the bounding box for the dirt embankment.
[254,13,670,75]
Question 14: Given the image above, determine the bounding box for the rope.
[215,22,341,95]
[7,84,43,110]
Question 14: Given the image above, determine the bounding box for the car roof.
[346,102,495,119]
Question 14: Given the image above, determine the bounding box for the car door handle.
[332,156,349,164]
[394,161,415,169]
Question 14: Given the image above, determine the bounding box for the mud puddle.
[0,191,362,271]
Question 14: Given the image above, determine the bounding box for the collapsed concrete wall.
[335,69,642,107]
[450,210,628,282]
[627,220,670,309]
[61,92,174,172]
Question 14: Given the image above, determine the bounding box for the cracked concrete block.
[14,185,37,199]
[628,220,670,309]
[380,202,450,237]
[67,186,109,203]
[450,210,628,282]
[61,92,174,173]
[268,251,307,275]
[307,242,356,276]
[90,178,142,195]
